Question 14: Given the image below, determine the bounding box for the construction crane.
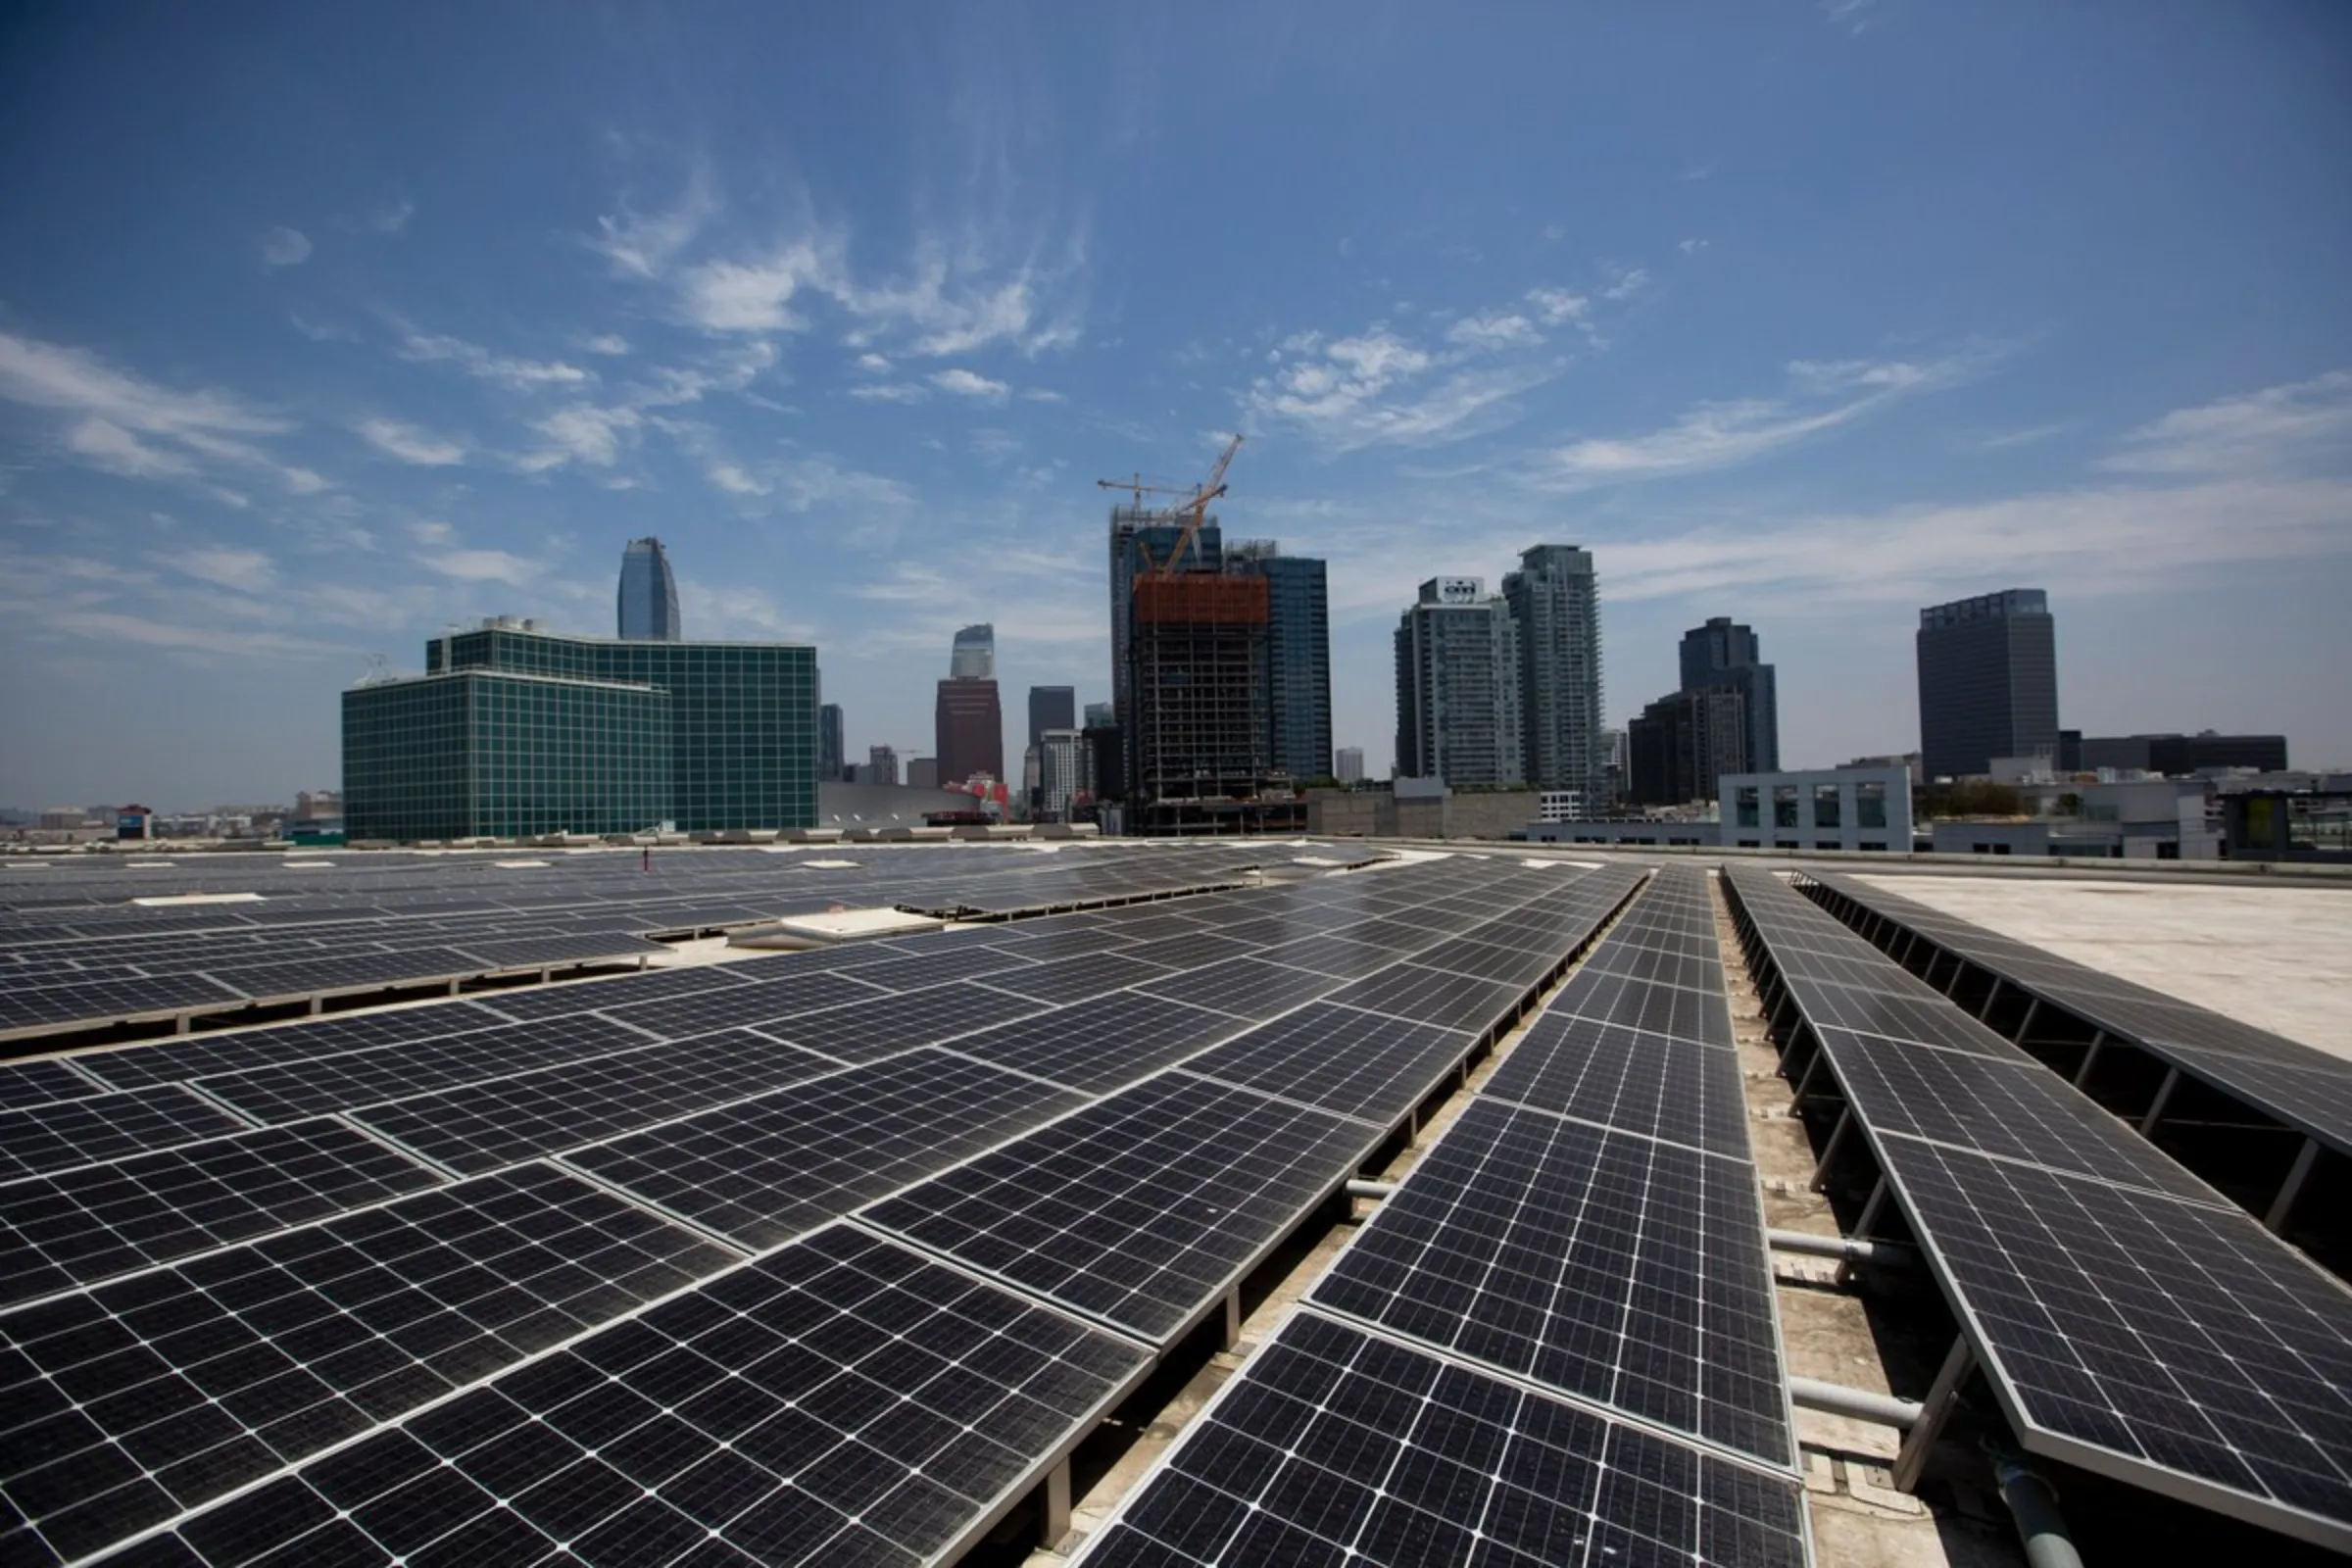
[1097,433,1244,577]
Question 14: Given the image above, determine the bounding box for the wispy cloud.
[2099,371,2352,476]
[1241,312,1568,453]
[175,546,278,593]
[931,368,1009,402]
[848,382,928,404]
[1446,313,1544,351]
[523,405,639,469]
[581,333,631,357]
[0,329,327,494]
[395,327,591,391]
[354,416,466,466]
[587,163,721,280]
[1678,238,1710,255]
[1544,351,1991,485]
[1601,266,1648,301]
[1525,289,1590,326]
[260,226,312,269]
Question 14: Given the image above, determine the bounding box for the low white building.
[1721,766,1913,853]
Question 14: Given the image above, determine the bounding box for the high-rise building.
[1108,505,1222,763]
[1678,616,1779,774]
[1503,545,1604,807]
[1028,686,1076,753]
[1083,707,1125,804]
[866,746,900,787]
[1626,687,1747,808]
[1130,572,1287,831]
[1916,589,2059,778]
[1038,729,1088,822]
[818,703,845,783]
[1395,577,1524,787]
[1084,701,1113,729]
[906,757,939,790]
[344,619,816,840]
[1232,553,1333,781]
[935,679,1004,785]
[1335,747,1365,785]
[616,538,682,642]
[950,624,995,680]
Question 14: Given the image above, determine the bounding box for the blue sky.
[3,1,2348,807]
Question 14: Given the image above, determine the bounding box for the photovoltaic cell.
[1310,1097,1792,1469]
[968,950,1178,1006]
[1484,1013,1753,1160]
[564,1047,1089,1249]
[865,1072,1378,1344]
[466,962,753,1023]
[0,1086,251,1181]
[760,980,1045,1064]
[68,1004,511,1093]
[0,1059,103,1110]
[1135,957,1346,1021]
[588,969,888,1040]
[942,993,1247,1095]
[0,1119,441,1308]
[0,1161,734,1564]
[347,1028,840,1176]
[1321,965,1530,1033]
[1178,1004,1476,1126]
[1078,1310,1807,1568]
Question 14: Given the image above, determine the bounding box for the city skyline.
[2,8,2348,805]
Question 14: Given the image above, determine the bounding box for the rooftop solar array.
[0,842,1287,1043]
[0,852,1647,1565]
[1800,870,2352,1163]
[1083,864,1811,1566]
[1724,865,2352,1552]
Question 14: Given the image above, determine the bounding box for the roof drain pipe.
[1346,1180,1397,1200]
[1990,1448,2084,1568]
[1786,1377,1922,1431]
[1767,1229,1911,1268]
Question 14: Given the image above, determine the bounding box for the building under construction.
[1128,572,1303,835]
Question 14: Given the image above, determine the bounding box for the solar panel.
[967,950,1179,1005]
[0,1161,734,1564]
[1077,1310,1809,1568]
[1179,1004,1476,1126]
[1485,1013,1754,1160]
[0,1119,441,1308]
[1881,1135,2352,1548]
[1310,1097,1793,1469]
[0,1058,105,1109]
[819,941,1039,994]
[942,993,1248,1094]
[564,1047,1088,1249]
[199,949,490,1002]
[448,933,664,969]
[1550,969,1734,1044]
[1815,1026,2228,1203]
[760,980,1044,1064]
[467,962,753,1023]
[189,1015,658,1125]
[66,1004,511,1093]
[0,1085,252,1181]
[1134,956,1346,1020]
[1322,965,1530,1033]
[348,1027,840,1176]
[1400,940,1562,988]
[1255,933,1409,982]
[864,1072,1380,1344]
[0,974,247,1034]
[589,968,888,1040]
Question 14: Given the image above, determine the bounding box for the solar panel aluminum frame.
[1067,1304,1818,1568]
[1866,1139,2352,1555]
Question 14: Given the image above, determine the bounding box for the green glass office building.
[344,624,818,840]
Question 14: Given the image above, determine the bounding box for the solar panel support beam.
[1042,1457,1073,1546]
[1892,1335,1976,1493]
[2267,1136,2320,1232]
[2137,1066,2180,1136]
[1222,1287,1244,1349]
[1976,977,2004,1022]
[1788,1047,1829,1113]
[1810,1106,1855,1193]
[2011,997,2041,1047]
[2071,1031,2105,1088]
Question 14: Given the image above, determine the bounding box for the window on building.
[1858,841,1886,851]
[1816,841,1838,852]
[1738,839,1759,849]
[1736,785,1760,828]
[1773,785,1799,829]
[1856,782,1887,829]
[1814,784,1840,829]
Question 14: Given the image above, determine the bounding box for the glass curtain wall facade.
[344,672,671,841]
[616,538,682,641]
[1916,589,2059,777]
[1239,555,1333,781]
[348,626,821,837]
[1503,545,1606,808]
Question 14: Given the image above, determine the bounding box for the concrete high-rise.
[951,624,995,680]
[1678,616,1779,774]
[1232,554,1333,782]
[1503,545,1604,809]
[1916,589,2059,778]
[1335,747,1365,785]
[866,746,899,787]
[1108,506,1223,773]
[1626,687,1747,808]
[1038,729,1088,822]
[1027,686,1076,753]
[616,538,682,641]
[818,703,845,783]
[1395,577,1524,788]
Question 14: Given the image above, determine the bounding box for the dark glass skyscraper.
[818,703,845,782]
[616,537,682,641]
[1236,554,1333,781]
[1916,589,2059,777]
[1027,686,1076,753]
[1678,616,1779,774]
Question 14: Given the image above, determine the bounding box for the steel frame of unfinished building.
[1129,573,1304,835]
